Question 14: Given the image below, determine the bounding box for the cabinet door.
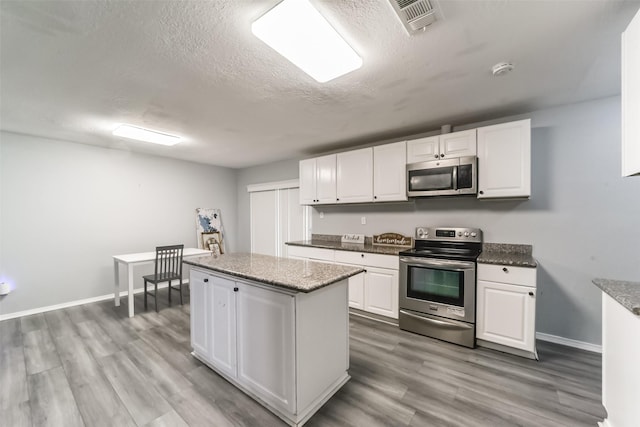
[348,272,365,310]
[407,136,440,163]
[336,148,373,203]
[476,280,536,352]
[209,276,237,378]
[236,283,296,414]
[299,158,317,205]
[315,154,337,204]
[477,119,531,198]
[190,270,210,359]
[373,141,407,202]
[622,8,640,177]
[440,129,477,158]
[364,267,399,319]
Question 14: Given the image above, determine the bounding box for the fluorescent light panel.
[112,124,182,146]
[252,0,362,83]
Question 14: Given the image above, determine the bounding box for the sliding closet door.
[250,190,278,256]
[280,188,304,258]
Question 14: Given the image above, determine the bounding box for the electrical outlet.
[361,216,366,225]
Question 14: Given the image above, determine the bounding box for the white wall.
[0,132,237,316]
[235,96,640,346]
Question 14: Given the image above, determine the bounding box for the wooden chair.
[143,244,184,312]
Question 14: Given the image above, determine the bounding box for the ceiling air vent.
[388,0,439,35]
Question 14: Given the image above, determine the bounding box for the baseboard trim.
[536,332,602,354]
[0,280,189,322]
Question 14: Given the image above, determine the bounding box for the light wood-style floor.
[0,289,605,427]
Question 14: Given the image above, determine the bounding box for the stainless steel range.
[399,227,482,348]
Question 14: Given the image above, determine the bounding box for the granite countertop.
[477,243,537,268]
[184,252,363,293]
[593,278,640,316]
[286,237,406,256]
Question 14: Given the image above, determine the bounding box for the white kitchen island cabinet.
[185,253,362,427]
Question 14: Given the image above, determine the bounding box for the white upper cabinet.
[407,130,476,163]
[477,119,531,199]
[622,8,640,177]
[440,129,477,158]
[299,154,336,205]
[336,148,373,203]
[407,136,440,163]
[373,141,407,202]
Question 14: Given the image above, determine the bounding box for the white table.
[113,248,211,317]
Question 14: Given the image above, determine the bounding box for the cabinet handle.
[361,254,365,258]
[479,190,484,195]
[440,153,445,158]
[528,291,534,296]
[434,154,439,159]
[502,267,508,272]
[374,196,377,200]
[336,198,340,201]
[363,269,367,273]
[233,287,239,292]
[203,278,209,283]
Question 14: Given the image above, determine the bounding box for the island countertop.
[184,252,363,293]
[593,278,640,316]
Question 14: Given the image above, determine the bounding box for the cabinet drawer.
[286,245,335,262]
[477,263,536,288]
[334,250,399,270]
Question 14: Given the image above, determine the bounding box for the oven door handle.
[400,310,473,330]
[400,257,474,271]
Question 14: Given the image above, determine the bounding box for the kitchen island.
[184,253,363,427]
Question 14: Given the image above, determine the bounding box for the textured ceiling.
[1,0,639,168]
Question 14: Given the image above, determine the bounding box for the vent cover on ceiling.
[388,0,439,35]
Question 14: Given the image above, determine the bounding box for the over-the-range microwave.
[407,156,477,197]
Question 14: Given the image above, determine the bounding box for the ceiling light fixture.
[251,0,363,83]
[112,124,182,146]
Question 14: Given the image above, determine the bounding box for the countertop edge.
[476,254,538,268]
[286,240,405,256]
[184,257,364,293]
[593,278,640,316]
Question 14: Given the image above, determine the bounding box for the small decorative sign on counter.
[341,234,365,244]
[373,233,413,247]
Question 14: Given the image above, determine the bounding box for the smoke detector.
[492,62,515,76]
[388,0,441,35]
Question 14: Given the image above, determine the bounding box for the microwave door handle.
[452,166,458,190]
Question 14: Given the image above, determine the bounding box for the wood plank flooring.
[0,289,605,426]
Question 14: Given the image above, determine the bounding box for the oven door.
[399,257,476,323]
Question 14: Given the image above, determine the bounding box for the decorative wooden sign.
[373,233,413,247]
[341,234,365,244]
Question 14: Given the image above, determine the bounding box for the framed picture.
[201,232,223,255]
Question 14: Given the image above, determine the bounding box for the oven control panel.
[415,227,482,243]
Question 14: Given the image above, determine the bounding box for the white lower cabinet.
[347,272,365,310]
[363,267,399,318]
[190,267,349,426]
[237,282,295,414]
[476,263,537,358]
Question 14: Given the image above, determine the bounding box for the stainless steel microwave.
[407,156,477,197]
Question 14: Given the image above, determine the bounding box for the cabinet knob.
[502,267,508,272]
[233,287,239,292]
[479,190,484,195]
[203,278,209,283]
[363,269,367,273]
[528,291,534,296]
[336,198,340,201]
[440,154,445,158]
[374,196,377,200]
[361,253,364,258]
[434,155,439,159]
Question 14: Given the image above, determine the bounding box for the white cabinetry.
[237,282,295,414]
[406,129,477,163]
[601,292,640,427]
[336,148,373,203]
[334,250,399,319]
[373,141,407,202]
[476,263,537,359]
[622,7,640,177]
[477,119,531,199]
[299,154,336,205]
[190,267,350,426]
